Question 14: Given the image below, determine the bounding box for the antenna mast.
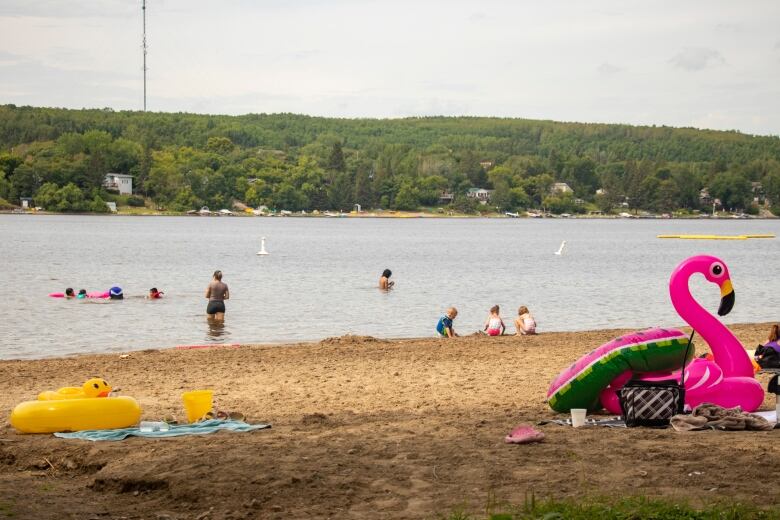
[142,0,147,111]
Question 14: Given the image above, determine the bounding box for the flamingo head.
[696,256,735,316]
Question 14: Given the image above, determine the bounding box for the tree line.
[0,104,779,214]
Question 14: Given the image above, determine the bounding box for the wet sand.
[1,323,779,519]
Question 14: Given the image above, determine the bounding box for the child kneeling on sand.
[436,307,458,338]
[515,306,536,335]
[483,305,506,336]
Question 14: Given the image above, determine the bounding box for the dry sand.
[1,323,779,519]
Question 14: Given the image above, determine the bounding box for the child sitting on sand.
[483,305,505,336]
[436,307,458,338]
[515,306,537,335]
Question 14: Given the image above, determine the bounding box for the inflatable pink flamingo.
[599,255,764,414]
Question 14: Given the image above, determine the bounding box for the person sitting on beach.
[148,287,164,299]
[77,289,87,299]
[64,288,75,299]
[755,324,780,368]
[483,304,506,336]
[436,307,458,338]
[515,306,537,335]
[379,269,394,290]
[205,270,229,321]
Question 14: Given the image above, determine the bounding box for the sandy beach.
[1,323,779,519]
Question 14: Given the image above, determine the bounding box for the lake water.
[1,214,779,359]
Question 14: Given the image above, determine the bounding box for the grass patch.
[0,499,15,517]
[443,495,780,520]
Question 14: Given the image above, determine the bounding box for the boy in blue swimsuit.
[436,307,458,338]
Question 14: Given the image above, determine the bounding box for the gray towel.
[54,419,270,441]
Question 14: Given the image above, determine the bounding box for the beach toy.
[48,292,66,298]
[547,328,692,412]
[11,378,141,433]
[182,390,213,423]
[37,378,112,400]
[548,255,764,414]
[87,291,110,299]
[11,396,141,433]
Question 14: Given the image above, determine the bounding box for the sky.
[1,0,779,135]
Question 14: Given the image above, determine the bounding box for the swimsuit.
[486,317,503,336]
[207,300,226,315]
[436,315,453,337]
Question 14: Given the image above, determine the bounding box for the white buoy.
[256,237,269,256]
[554,240,566,255]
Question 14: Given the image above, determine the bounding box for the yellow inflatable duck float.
[10,378,141,434]
[37,378,112,400]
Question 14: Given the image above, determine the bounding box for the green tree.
[327,141,346,173]
[394,181,420,210]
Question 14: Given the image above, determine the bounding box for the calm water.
[1,215,779,359]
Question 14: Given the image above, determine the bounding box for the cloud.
[597,62,623,75]
[715,23,742,33]
[669,47,724,71]
[0,0,136,18]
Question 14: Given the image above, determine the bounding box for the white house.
[104,173,133,195]
[551,182,573,194]
[466,188,494,203]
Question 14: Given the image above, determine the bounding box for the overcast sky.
[1,1,778,135]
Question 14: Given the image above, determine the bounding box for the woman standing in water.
[205,270,229,321]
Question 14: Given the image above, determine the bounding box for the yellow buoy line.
[657,234,776,240]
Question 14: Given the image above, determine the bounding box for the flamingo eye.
[710,263,724,277]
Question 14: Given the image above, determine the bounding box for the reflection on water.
[206,317,230,341]
[1,215,779,359]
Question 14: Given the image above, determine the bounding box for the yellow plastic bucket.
[181,390,213,423]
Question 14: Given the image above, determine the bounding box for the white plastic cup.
[570,408,587,428]
[139,421,170,432]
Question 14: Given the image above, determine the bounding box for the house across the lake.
[103,173,133,195]
[466,188,493,204]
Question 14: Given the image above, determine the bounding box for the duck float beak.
[718,279,735,316]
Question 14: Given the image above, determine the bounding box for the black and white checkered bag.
[618,380,684,427]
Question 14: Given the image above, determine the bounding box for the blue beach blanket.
[53,419,271,441]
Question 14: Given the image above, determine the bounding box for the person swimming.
[64,288,75,299]
[109,286,124,300]
[77,289,87,299]
[148,288,163,299]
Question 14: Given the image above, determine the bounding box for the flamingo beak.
[718,279,734,316]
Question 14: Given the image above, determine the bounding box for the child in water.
[379,269,394,290]
[483,305,506,336]
[436,307,458,338]
[64,288,75,299]
[148,288,164,299]
[77,289,87,299]
[515,306,537,335]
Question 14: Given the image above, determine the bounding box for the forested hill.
[1,104,779,214]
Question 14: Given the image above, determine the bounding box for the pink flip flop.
[504,424,545,444]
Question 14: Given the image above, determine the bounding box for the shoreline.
[2,322,779,518]
[2,209,777,219]
[3,320,776,362]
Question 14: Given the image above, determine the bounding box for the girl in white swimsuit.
[483,305,506,336]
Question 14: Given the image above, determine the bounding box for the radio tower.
[142,0,147,111]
